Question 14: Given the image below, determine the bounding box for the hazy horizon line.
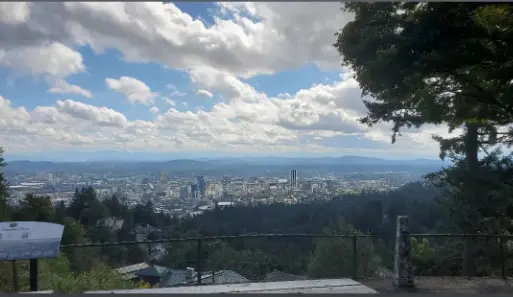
[3,153,446,163]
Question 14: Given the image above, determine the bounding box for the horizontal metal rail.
[46,232,513,290]
[60,233,379,248]
[60,232,513,248]
[411,234,513,238]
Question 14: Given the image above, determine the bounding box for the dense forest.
[2,1,513,293]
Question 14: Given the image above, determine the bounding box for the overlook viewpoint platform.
[86,278,378,294]
[23,216,513,294]
[30,277,513,294]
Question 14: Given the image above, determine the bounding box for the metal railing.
[60,233,382,283]
[61,233,513,278]
[6,232,513,292]
[410,233,513,278]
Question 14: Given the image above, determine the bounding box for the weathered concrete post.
[393,215,414,287]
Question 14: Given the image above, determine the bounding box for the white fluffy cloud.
[0,3,30,25]
[0,2,456,157]
[0,2,350,77]
[48,78,92,98]
[105,76,156,105]
[196,89,214,98]
[0,70,456,157]
[0,42,85,78]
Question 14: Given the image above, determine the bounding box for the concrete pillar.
[393,215,414,287]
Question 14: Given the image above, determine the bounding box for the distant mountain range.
[3,156,448,177]
[4,151,445,164]
[220,156,445,166]
[6,155,446,166]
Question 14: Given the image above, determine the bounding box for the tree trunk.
[462,122,479,277]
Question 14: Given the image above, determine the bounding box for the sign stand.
[0,221,64,292]
[11,260,19,292]
[29,259,38,292]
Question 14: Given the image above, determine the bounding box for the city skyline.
[6,158,418,216]
[0,2,463,160]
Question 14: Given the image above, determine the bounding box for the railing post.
[196,239,202,284]
[11,260,19,292]
[499,236,505,279]
[352,235,357,279]
[393,216,414,288]
[462,235,475,276]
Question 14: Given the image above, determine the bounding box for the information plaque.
[0,221,65,261]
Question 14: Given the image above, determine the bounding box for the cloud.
[189,66,261,100]
[162,97,176,107]
[149,106,159,114]
[0,2,459,157]
[0,71,458,157]
[166,84,186,97]
[196,89,213,98]
[187,66,367,135]
[0,42,85,78]
[54,99,128,128]
[47,78,92,98]
[105,76,157,105]
[0,2,350,78]
[0,3,30,25]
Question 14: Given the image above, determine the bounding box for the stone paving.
[361,277,513,294]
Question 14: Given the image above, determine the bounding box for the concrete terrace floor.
[28,277,513,294]
[360,277,513,294]
[86,278,378,294]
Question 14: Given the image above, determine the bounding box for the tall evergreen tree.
[16,194,55,222]
[334,2,513,275]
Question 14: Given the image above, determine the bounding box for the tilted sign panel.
[0,221,64,261]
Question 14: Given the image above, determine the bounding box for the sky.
[0,2,459,161]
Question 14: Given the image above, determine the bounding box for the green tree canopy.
[334,3,513,168]
[307,219,381,278]
[16,194,55,222]
[335,3,513,143]
[335,2,513,275]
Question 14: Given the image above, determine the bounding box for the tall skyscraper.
[290,169,297,189]
[197,176,206,198]
[221,176,230,198]
[179,186,188,200]
[191,184,198,199]
[158,173,168,191]
[157,173,168,197]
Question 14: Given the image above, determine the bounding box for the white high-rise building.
[158,173,168,192]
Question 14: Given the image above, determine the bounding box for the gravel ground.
[360,277,513,294]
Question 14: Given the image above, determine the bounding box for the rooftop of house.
[157,269,194,287]
[135,265,171,278]
[115,262,150,280]
[263,270,307,282]
[191,270,250,286]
